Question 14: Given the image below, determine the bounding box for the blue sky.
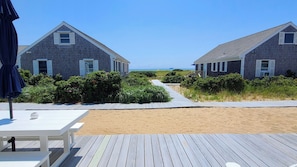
[12,0,297,69]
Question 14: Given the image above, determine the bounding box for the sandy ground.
[77,107,297,135]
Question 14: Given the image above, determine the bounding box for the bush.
[162,71,185,83]
[194,77,222,93]
[53,73,63,82]
[118,85,170,104]
[173,69,183,71]
[82,71,121,103]
[181,76,199,88]
[28,74,48,86]
[16,84,56,103]
[19,69,32,84]
[54,76,84,104]
[129,71,157,77]
[221,73,245,92]
[191,73,245,94]
[122,73,150,87]
[144,86,170,102]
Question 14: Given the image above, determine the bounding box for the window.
[219,61,227,72]
[279,32,297,44]
[60,33,70,43]
[38,61,47,74]
[255,59,275,77]
[54,32,75,45]
[84,60,94,74]
[79,59,98,76]
[33,59,53,76]
[200,64,204,71]
[211,62,218,72]
[261,60,269,71]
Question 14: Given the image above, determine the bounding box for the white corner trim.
[240,56,245,77]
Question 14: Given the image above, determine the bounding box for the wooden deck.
[3,134,297,167]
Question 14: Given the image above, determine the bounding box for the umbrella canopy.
[0,0,25,119]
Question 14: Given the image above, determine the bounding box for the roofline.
[240,21,297,59]
[18,21,130,63]
[194,22,297,64]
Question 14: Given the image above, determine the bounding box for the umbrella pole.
[7,97,16,151]
[8,97,13,119]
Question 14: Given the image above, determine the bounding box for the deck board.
[135,134,145,167]
[221,134,268,167]
[144,135,154,167]
[116,135,130,167]
[2,134,297,167]
[158,134,174,167]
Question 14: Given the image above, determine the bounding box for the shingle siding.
[20,25,111,79]
[227,61,241,74]
[244,26,297,79]
[194,22,297,80]
[206,60,241,77]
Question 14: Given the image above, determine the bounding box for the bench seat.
[1,122,84,150]
[0,151,51,167]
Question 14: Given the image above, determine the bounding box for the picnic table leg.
[39,136,50,167]
[51,131,71,167]
[0,137,3,151]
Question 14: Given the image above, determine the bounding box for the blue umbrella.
[0,0,25,120]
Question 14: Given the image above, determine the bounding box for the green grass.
[154,70,194,79]
[182,85,297,102]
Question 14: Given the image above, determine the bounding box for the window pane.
[60,33,70,43]
[39,61,47,74]
[61,39,70,43]
[261,61,269,71]
[284,33,294,43]
[212,63,216,71]
[85,60,94,74]
[60,34,69,38]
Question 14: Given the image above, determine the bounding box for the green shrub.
[162,71,185,83]
[28,74,48,86]
[194,77,222,93]
[118,85,170,104]
[16,84,56,103]
[19,69,32,84]
[181,76,198,88]
[221,73,245,92]
[191,73,245,94]
[144,86,170,102]
[82,71,121,103]
[129,71,157,77]
[53,73,63,82]
[173,69,183,71]
[122,73,150,87]
[54,76,84,104]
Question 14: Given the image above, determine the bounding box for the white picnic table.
[0,109,88,167]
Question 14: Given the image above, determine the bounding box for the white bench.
[0,151,51,167]
[1,122,84,149]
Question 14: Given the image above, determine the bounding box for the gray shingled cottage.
[17,21,130,79]
[194,22,297,79]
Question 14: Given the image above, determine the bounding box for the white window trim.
[211,62,218,72]
[79,59,99,76]
[219,61,228,72]
[255,59,275,77]
[33,59,53,76]
[279,32,297,45]
[54,31,75,45]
